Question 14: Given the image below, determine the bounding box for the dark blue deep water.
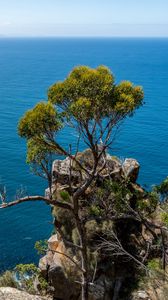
[0,38,168,271]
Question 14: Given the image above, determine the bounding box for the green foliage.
[48,65,143,123]
[136,191,159,214]
[155,177,168,200]
[27,138,52,165]
[107,180,132,213]
[89,204,103,216]
[147,259,160,271]
[146,259,166,285]
[52,206,75,241]
[0,270,18,288]
[26,137,53,183]
[18,102,62,140]
[85,220,101,240]
[38,275,48,291]
[113,81,143,114]
[15,263,48,294]
[34,240,48,255]
[148,191,159,208]
[161,212,168,226]
[85,219,113,241]
[60,190,70,202]
[136,199,149,211]
[15,263,38,275]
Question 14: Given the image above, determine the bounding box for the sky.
[0,0,168,37]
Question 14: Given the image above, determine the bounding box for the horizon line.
[0,35,168,39]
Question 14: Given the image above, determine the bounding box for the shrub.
[0,270,18,288]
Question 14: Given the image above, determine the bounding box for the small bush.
[161,212,168,226]
[0,270,18,288]
[60,190,70,202]
[147,259,160,271]
[34,240,48,255]
[15,263,48,295]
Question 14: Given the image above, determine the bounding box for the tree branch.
[0,195,73,211]
[48,249,85,274]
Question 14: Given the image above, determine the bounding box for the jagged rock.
[48,263,72,300]
[39,251,70,299]
[39,251,53,278]
[39,235,62,279]
[122,158,140,182]
[52,149,140,186]
[0,287,50,300]
[39,235,75,299]
[131,290,150,299]
[48,234,59,251]
[52,157,81,185]
[89,275,112,300]
[42,151,142,300]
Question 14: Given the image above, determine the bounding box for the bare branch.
[98,231,148,272]
[0,195,73,211]
[48,249,85,274]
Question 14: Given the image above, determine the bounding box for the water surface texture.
[0,38,167,270]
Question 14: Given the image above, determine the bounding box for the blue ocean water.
[0,38,168,271]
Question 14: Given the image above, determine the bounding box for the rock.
[48,234,59,251]
[0,287,50,300]
[137,291,150,299]
[52,157,81,185]
[122,158,140,182]
[33,276,42,294]
[39,236,75,299]
[89,275,112,300]
[39,251,53,278]
[42,151,141,300]
[52,150,140,186]
[48,263,72,300]
[132,290,150,300]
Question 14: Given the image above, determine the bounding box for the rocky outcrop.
[41,149,167,300]
[0,287,51,300]
[122,158,140,182]
[42,151,145,300]
[39,234,79,300]
[52,149,140,186]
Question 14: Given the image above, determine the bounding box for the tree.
[26,138,54,198]
[1,66,144,300]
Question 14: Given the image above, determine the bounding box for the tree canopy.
[18,65,144,160]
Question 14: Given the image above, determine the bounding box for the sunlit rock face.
[52,149,140,186]
[0,287,50,300]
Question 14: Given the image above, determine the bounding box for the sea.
[0,37,168,271]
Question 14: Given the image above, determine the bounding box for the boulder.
[52,157,81,185]
[52,150,140,186]
[48,262,72,300]
[131,290,150,299]
[39,251,53,278]
[0,287,50,300]
[39,235,75,299]
[48,234,59,251]
[122,158,140,182]
[89,275,113,300]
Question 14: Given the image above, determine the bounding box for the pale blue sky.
[0,0,168,37]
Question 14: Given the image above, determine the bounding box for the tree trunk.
[81,243,89,300]
[75,212,89,300]
[81,278,89,300]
